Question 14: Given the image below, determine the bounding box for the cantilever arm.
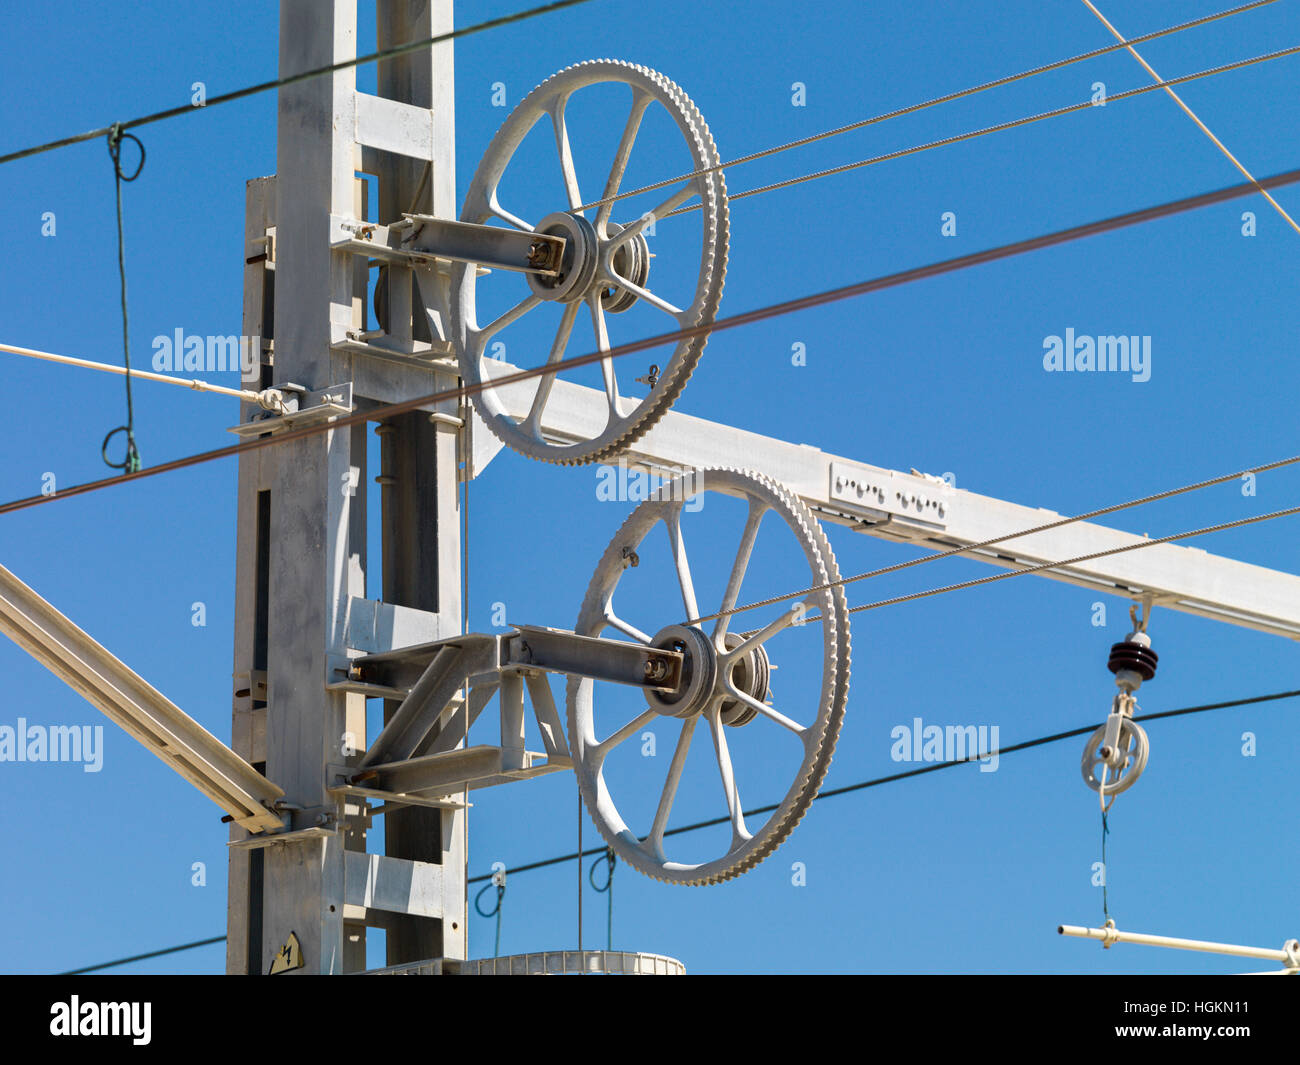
[0,562,284,833]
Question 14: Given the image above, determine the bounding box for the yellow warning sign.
[268,931,304,975]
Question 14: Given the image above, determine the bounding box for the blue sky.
[0,0,1297,975]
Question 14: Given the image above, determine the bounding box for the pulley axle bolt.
[527,241,553,268]
[644,658,668,682]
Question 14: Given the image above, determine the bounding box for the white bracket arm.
[473,357,1300,641]
[1060,922,1300,972]
[0,562,285,833]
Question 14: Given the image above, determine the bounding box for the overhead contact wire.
[575,0,1280,213]
[2,163,1299,518]
[61,689,1300,969]
[0,0,598,168]
[1080,0,1300,235]
[665,44,1300,216]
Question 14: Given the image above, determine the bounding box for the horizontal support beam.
[0,563,284,833]
[344,852,444,919]
[353,627,681,769]
[356,744,568,797]
[354,92,433,161]
[344,596,445,656]
[477,358,1300,641]
[329,214,563,277]
[504,625,682,691]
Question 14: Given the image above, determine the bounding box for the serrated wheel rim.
[451,60,728,466]
[567,467,851,885]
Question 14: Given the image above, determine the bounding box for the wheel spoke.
[595,90,654,234]
[723,680,808,740]
[521,300,580,438]
[488,200,534,232]
[707,703,751,847]
[713,500,767,645]
[587,293,622,422]
[605,269,683,321]
[608,181,700,247]
[477,292,542,341]
[551,94,583,212]
[593,707,658,761]
[602,606,652,645]
[726,602,804,661]
[665,505,700,621]
[648,714,697,850]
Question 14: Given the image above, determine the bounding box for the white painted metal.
[0,340,287,411]
[1060,923,1300,969]
[0,562,284,833]
[366,949,686,975]
[475,358,1300,640]
[451,61,729,466]
[254,0,368,977]
[344,852,445,919]
[568,468,851,885]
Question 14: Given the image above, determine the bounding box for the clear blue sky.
[1,0,1297,975]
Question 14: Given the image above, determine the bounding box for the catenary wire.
[58,935,226,976]
[466,689,1300,883]
[58,688,1300,969]
[574,0,1280,213]
[772,503,1300,630]
[838,503,1300,619]
[664,44,1300,216]
[1080,0,1300,235]
[0,0,597,168]
[3,163,1298,519]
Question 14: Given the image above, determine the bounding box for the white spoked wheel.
[1081,717,1149,797]
[567,468,851,885]
[451,60,728,466]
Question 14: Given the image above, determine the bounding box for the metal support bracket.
[343,626,683,796]
[331,213,565,278]
[228,381,354,437]
[0,561,285,834]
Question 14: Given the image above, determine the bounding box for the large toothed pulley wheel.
[450,60,729,465]
[567,468,851,885]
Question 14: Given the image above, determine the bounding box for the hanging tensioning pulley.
[1081,604,1158,803]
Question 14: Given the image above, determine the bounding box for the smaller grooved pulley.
[1082,604,1158,806]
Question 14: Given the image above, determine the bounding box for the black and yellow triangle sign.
[268,931,304,975]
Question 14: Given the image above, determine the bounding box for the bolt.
[527,241,551,268]
[644,658,668,682]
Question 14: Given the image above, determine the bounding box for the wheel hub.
[719,631,771,727]
[645,624,716,719]
[527,211,599,303]
[601,222,651,313]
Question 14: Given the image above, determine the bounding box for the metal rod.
[0,340,278,408]
[1059,923,1299,965]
